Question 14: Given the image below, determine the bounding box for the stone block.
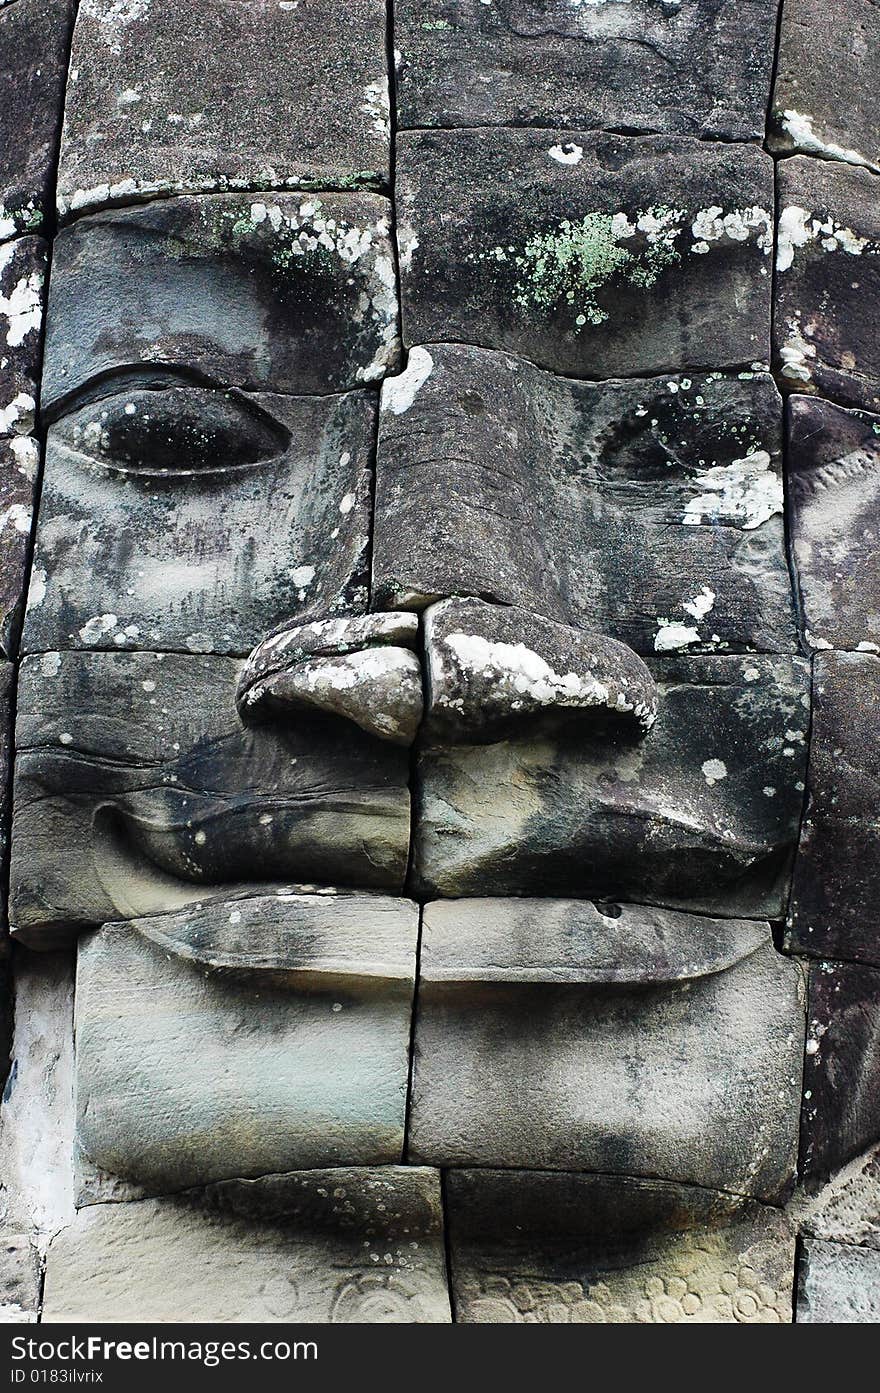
[788,653,880,966]
[800,959,880,1181]
[787,396,880,652]
[0,0,75,241]
[395,0,779,141]
[797,1238,880,1322]
[22,387,375,656]
[446,1169,795,1323]
[42,1168,451,1323]
[775,157,880,412]
[74,895,419,1189]
[396,131,773,377]
[409,898,804,1199]
[43,193,400,408]
[57,0,390,218]
[414,654,810,916]
[769,0,879,174]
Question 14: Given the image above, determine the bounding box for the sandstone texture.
[57,0,391,218]
[396,0,779,141]
[397,132,773,377]
[42,1168,451,1324]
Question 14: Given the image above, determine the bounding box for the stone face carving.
[395,0,780,142]
[57,0,391,219]
[409,899,804,1198]
[797,1239,880,1323]
[787,397,880,652]
[775,157,880,412]
[788,653,880,966]
[396,132,773,377]
[10,651,411,945]
[74,896,418,1191]
[0,0,75,242]
[446,1170,796,1324]
[415,656,809,914]
[0,235,46,656]
[768,0,879,174]
[42,1168,452,1324]
[43,193,400,412]
[800,960,880,1182]
[23,388,375,656]
[5,0,880,1328]
[375,343,794,653]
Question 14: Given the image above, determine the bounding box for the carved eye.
[57,386,289,476]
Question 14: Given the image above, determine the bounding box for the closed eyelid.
[51,382,291,477]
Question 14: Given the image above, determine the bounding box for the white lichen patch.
[701,758,728,786]
[78,613,119,643]
[548,143,583,165]
[0,503,31,537]
[361,79,391,141]
[776,109,880,177]
[778,312,818,385]
[442,631,655,728]
[683,450,782,530]
[777,204,874,273]
[84,0,152,55]
[0,249,44,348]
[682,585,716,621]
[0,392,36,436]
[471,202,770,333]
[381,347,434,415]
[654,620,700,652]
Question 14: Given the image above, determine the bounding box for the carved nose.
[421,597,658,743]
[235,612,424,747]
[238,600,658,747]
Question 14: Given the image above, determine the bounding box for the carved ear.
[421,597,659,745]
[237,611,423,747]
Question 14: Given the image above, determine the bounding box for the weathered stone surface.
[22,387,375,657]
[788,653,880,966]
[797,1239,880,1322]
[775,157,880,412]
[0,662,10,922]
[43,193,400,409]
[396,132,773,377]
[423,598,657,740]
[788,397,880,652]
[414,654,810,917]
[75,895,418,1189]
[42,1168,451,1324]
[799,1143,880,1252]
[446,1170,795,1323]
[239,613,423,746]
[0,237,46,656]
[0,1231,40,1324]
[374,344,793,653]
[409,899,804,1198]
[57,0,390,219]
[800,960,880,1181]
[769,0,879,174]
[0,0,75,242]
[10,651,411,945]
[0,947,76,1324]
[395,0,780,141]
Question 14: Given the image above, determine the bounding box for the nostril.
[236,611,423,746]
[421,596,659,745]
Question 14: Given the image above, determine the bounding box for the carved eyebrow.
[42,363,227,425]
